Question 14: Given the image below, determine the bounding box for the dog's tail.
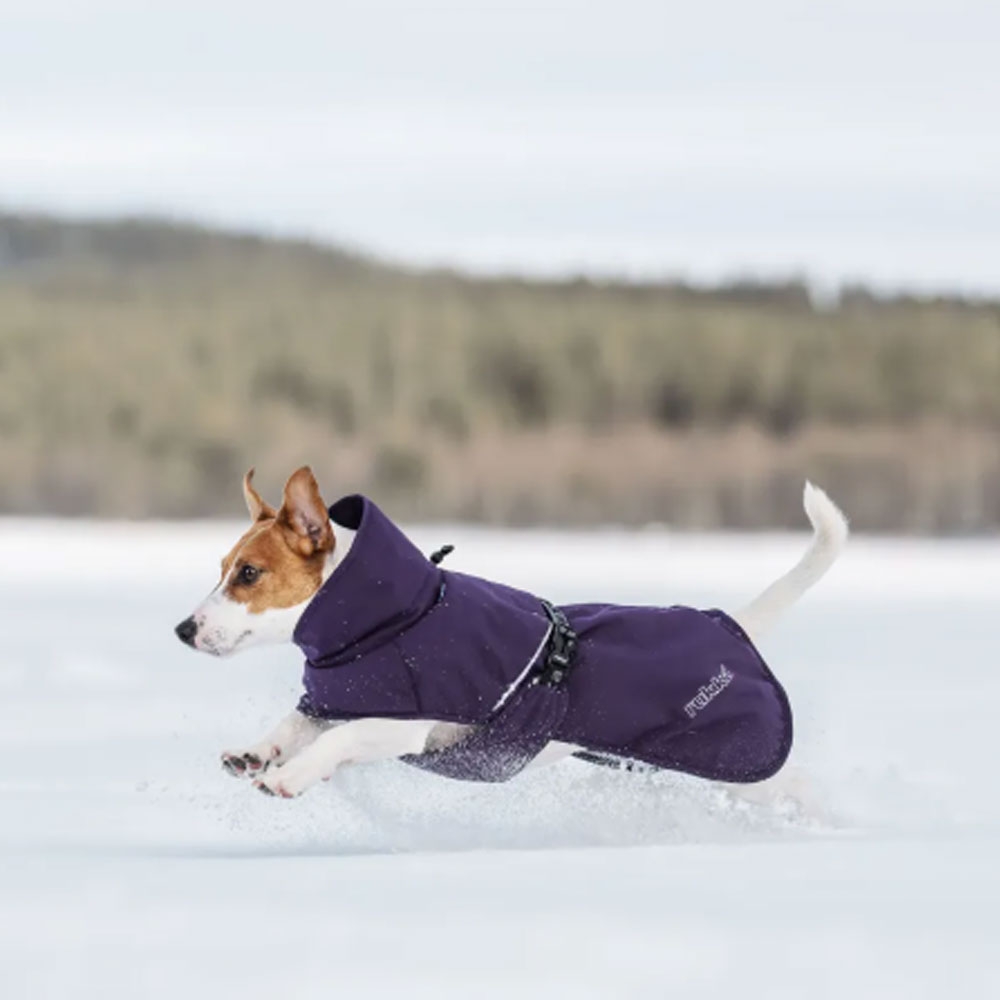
[734,482,848,640]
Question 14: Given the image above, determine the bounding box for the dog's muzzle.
[175,617,198,646]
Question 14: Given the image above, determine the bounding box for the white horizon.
[3,0,998,296]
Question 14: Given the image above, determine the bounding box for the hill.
[1,212,997,531]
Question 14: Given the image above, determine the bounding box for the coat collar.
[293,495,442,667]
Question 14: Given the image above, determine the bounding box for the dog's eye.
[238,564,261,586]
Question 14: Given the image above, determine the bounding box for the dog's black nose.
[175,617,198,646]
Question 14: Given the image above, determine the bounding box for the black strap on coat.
[401,600,580,782]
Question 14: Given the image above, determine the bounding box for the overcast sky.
[2,0,998,292]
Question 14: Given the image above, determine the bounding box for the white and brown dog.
[176,467,847,800]
[177,468,478,797]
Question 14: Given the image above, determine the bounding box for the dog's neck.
[321,520,356,587]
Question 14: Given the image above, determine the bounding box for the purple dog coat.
[293,495,792,784]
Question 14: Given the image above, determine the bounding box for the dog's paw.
[253,758,324,799]
[220,745,280,778]
[253,767,300,799]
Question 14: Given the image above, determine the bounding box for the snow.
[1,520,998,999]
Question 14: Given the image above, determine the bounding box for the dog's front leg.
[221,710,330,778]
[254,718,438,798]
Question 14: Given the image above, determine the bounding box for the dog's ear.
[278,466,334,556]
[243,468,276,522]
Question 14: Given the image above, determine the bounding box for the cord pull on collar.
[429,544,454,565]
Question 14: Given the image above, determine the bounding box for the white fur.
[222,709,332,776]
[215,485,846,799]
[734,482,848,640]
[255,718,440,796]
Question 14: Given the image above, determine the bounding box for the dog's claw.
[221,748,278,778]
[254,776,297,799]
[221,754,246,776]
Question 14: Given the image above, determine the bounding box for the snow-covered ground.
[1,520,997,999]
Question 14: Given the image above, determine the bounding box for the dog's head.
[175,466,336,656]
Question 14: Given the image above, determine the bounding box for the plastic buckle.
[537,602,578,688]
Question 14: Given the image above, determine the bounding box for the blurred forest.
[1,212,998,532]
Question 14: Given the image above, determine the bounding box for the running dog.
[175,468,847,798]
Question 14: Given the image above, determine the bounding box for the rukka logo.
[683,664,734,718]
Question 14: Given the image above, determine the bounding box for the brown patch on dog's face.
[219,518,329,613]
[179,466,337,656]
[219,466,335,613]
